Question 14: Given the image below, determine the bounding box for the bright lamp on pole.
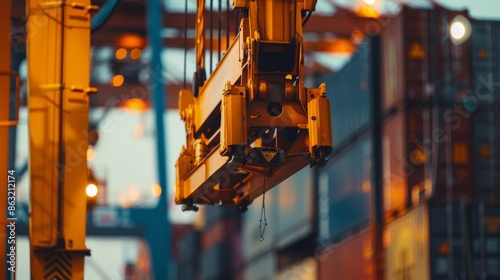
[450,15,471,45]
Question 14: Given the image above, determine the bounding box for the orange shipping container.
[317,228,375,280]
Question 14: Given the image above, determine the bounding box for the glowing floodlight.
[450,15,471,45]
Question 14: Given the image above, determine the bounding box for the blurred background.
[7,0,500,279]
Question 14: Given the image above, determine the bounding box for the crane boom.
[175,0,333,211]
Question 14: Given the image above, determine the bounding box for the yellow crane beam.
[27,0,94,278]
[1,1,13,278]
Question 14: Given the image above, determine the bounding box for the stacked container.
[316,35,378,278]
[176,229,200,280]
[470,20,500,201]
[385,202,500,279]
[241,167,316,279]
[380,7,473,211]
[175,5,500,280]
[199,205,242,280]
[315,5,492,280]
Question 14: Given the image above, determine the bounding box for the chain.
[259,174,267,241]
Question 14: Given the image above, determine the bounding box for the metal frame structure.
[175,0,333,211]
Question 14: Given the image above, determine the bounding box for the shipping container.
[382,7,471,108]
[470,20,500,106]
[275,167,314,249]
[200,242,232,280]
[318,7,475,231]
[276,257,317,280]
[433,112,474,202]
[472,107,500,200]
[385,202,500,280]
[195,221,242,280]
[382,110,409,217]
[380,7,474,205]
[317,134,373,241]
[317,228,375,280]
[321,39,374,145]
[470,20,500,201]
[201,219,239,251]
[203,203,241,229]
[177,228,199,263]
[242,167,315,261]
[243,251,277,280]
[384,203,430,280]
[177,263,199,280]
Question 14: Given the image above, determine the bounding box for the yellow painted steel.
[176,0,332,209]
[0,1,13,277]
[27,0,93,278]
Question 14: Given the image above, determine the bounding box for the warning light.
[86,183,98,198]
[450,15,471,45]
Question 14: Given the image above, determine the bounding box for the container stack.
[315,5,500,280]
[200,205,242,280]
[176,229,200,280]
[241,167,317,279]
[470,20,500,201]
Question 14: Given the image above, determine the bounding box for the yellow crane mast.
[175,0,333,211]
[26,0,96,278]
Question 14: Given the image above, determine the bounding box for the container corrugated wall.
[471,20,500,201]
[385,202,500,280]
[385,203,430,280]
[380,7,473,206]
[318,135,372,241]
[243,251,276,280]
[317,228,375,280]
[383,111,409,217]
[325,41,373,145]
[276,257,317,280]
[242,167,314,260]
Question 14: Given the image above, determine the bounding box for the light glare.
[151,183,162,197]
[111,74,124,87]
[450,15,471,45]
[87,146,96,162]
[86,184,98,197]
[450,22,466,40]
